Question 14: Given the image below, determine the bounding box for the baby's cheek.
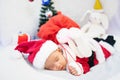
[50,65,58,70]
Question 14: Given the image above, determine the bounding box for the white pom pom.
[69,28,82,39]
[56,28,70,43]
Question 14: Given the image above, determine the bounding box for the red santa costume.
[15,27,119,76]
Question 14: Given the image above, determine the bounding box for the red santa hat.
[15,39,58,69]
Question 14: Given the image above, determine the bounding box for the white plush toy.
[80,10,109,38]
[80,0,109,38]
[56,28,95,58]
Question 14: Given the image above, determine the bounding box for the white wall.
[108,0,120,36]
[0,0,119,46]
[54,0,118,25]
[0,0,41,45]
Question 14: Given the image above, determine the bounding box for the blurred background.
[0,0,119,46]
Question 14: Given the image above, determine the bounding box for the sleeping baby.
[15,28,120,76]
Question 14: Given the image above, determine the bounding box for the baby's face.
[44,48,67,70]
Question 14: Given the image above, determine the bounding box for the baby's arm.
[67,62,84,76]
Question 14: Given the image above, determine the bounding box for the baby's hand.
[68,65,78,76]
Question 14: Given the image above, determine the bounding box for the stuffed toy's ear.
[68,28,93,57]
[99,14,109,30]
[56,28,70,43]
[80,10,92,25]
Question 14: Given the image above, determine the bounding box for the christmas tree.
[39,0,57,28]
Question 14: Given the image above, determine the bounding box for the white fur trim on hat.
[33,40,58,69]
[56,28,70,43]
